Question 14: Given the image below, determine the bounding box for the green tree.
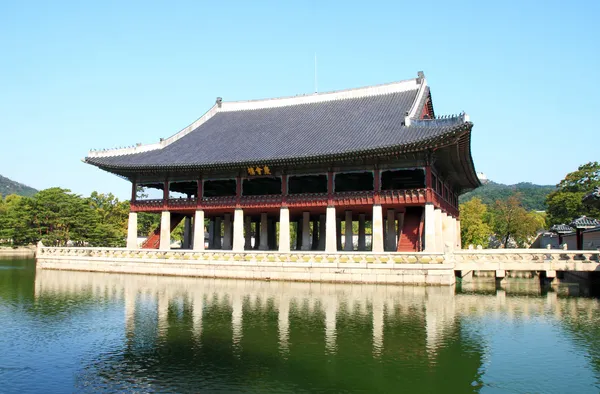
[491,194,543,248]
[546,162,600,225]
[459,198,493,248]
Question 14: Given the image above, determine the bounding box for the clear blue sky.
[1,0,598,200]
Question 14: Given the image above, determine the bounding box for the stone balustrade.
[37,245,446,265]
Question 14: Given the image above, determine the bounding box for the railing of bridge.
[453,249,600,264]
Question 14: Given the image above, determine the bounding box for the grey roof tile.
[86,90,469,170]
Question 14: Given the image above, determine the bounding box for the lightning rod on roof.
[314,53,318,93]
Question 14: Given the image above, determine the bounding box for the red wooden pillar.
[197,178,203,208]
[130,181,137,203]
[235,176,242,207]
[327,171,334,205]
[425,166,433,203]
[281,174,288,206]
[373,168,381,204]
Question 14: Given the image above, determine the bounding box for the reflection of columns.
[183,216,192,249]
[279,207,290,252]
[193,210,205,250]
[125,288,136,335]
[318,214,326,250]
[160,211,171,250]
[325,298,337,354]
[311,219,319,250]
[372,298,384,357]
[424,204,436,252]
[344,210,353,251]
[372,205,384,252]
[233,209,244,251]
[325,206,337,252]
[192,292,203,338]
[278,297,290,355]
[386,209,395,251]
[127,212,138,249]
[157,291,169,336]
[358,213,366,251]
[222,213,232,249]
[301,212,311,250]
[244,216,252,249]
[232,296,243,351]
[425,286,456,358]
[214,217,222,249]
[259,213,269,250]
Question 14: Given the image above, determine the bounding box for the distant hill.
[0,174,38,197]
[460,181,556,211]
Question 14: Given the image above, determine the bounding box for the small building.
[85,72,479,253]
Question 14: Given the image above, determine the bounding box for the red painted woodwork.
[141,213,184,249]
[397,208,422,252]
[130,189,431,214]
[131,181,137,203]
[163,181,169,208]
[197,179,203,207]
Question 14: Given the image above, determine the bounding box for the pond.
[1,258,599,393]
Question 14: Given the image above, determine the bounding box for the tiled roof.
[85,74,477,189]
[569,216,600,229]
[549,224,574,234]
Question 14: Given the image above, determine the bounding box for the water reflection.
[0,262,595,393]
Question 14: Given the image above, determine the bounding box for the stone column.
[386,209,396,251]
[295,220,302,250]
[318,214,326,250]
[456,218,462,249]
[244,216,252,250]
[372,205,384,253]
[232,209,244,252]
[358,213,366,251]
[183,216,192,249]
[160,211,171,250]
[254,218,260,250]
[214,216,222,249]
[442,212,451,251]
[344,210,353,251]
[222,213,232,249]
[435,209,444,252]
[424,204,436,252]
[311,219,319,250]
[279,207,290,252]
[325,206,337,253]
[259,213,269,250]
[193,210,205,251]
[208,219,214,249]
[127,212,138,249]
[301,212,311,250]
[336,217,342,250]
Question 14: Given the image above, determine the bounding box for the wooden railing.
[131,188,431,212]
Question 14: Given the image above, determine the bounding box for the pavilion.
[85,72,479,253]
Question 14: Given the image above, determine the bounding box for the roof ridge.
[220,76,422,112]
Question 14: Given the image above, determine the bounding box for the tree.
[490,194,543,248]
[459,198,493,248]
[546,162,600,225]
